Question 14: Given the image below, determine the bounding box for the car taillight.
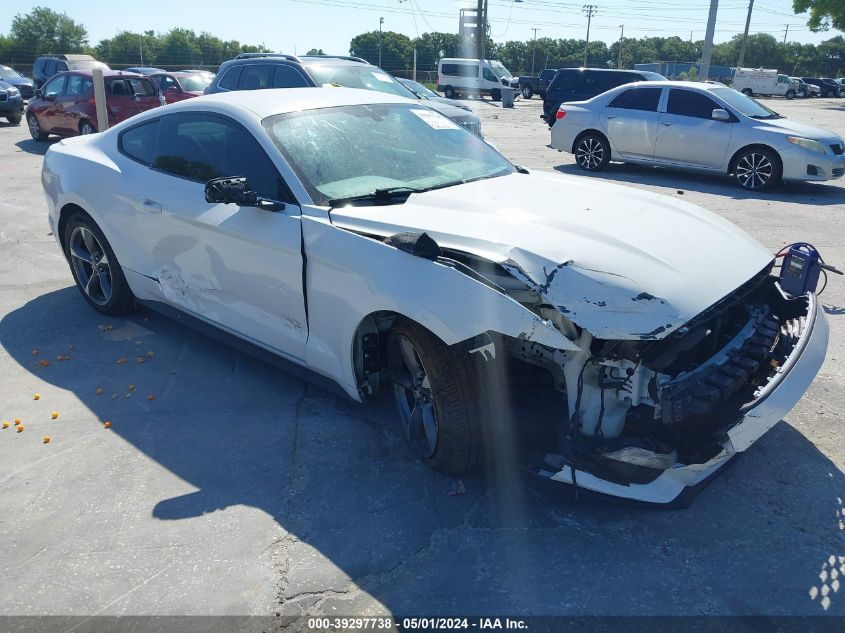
[556,109,566,120]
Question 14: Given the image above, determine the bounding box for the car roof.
[608,80,728,91]
[149,86,414,119]
[52,70,146,79]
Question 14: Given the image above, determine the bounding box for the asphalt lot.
[0,95,843,623]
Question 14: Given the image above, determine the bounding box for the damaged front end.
[446,249,828,506]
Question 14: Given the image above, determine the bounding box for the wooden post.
[92,67,108,132]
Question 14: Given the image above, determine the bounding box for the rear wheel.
[443,85,455,99]
[388,319,485,475]
[521,86,533,99]
[6,114,21,125]
[786,90,795,100]
[64,213,135,315]
[741,88,753,96]
[27,112,48,141]
[491,88,502,101]
[574,132,611,171]
[733,148,781,192]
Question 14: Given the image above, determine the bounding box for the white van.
[732,68,798,99]
[436,58,518,100]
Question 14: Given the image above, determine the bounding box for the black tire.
[573,132,611,171]
[733,147,782,192]
[443,85,455,99]
[6,114,21,125]
[741,88,753,97]
[387,319,488,475]
[786,90,795,100]
[27,112,48,141]
[491,88,501,101]
[63,212,135,315]
[521,86,533,99]
[79,119,95,135]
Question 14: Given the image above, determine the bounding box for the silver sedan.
[550,80,845,191]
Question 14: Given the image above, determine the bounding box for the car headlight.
[8,87,19,96]
[787,136,827,154]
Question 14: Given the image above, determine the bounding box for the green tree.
[157,28,202,66]
[349,30,412,73]
[412,32,459,72]
[794,0,845,32]
[10,6,88,60]
[306,48,325,55]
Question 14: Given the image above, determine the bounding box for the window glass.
[441,64,477,78]
[179,74,212,92]
[153,113,285,199]
[45,60,57,77]
[238,64,274,90]
[218,66,242,90]
[156,75,177,90]
[129,78,156,96]
[607,87,662,111]
[56,62,68,72]
[306,65,414,98]
[582,72,626,97]
[43,75,65,97]
[666,89,720,119]
[120,120,159,165]
[65,75,92,96]
[272,65,309,88]
[482,68,497,82]
[550,70,579,95]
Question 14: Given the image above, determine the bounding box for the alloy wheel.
[735,152,774,190]
[27,114,41,138]
[69,226,112,306]
[390,335,439,458]
[576,137,605,170]
[80,121,94,135]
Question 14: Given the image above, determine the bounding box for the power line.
[582,4,597,66]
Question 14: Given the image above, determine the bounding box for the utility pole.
[736,0,754,68]
[531,27,540,75]
[378,16,384,67]
[699,0,719,81]
[482,0,488,60]
[783,24,789,44]
[617,24,624,69]
[139,34,144,66]
[476,0,484,60]
[582,4,597,67]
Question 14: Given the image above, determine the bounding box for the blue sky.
[1,0,840,54]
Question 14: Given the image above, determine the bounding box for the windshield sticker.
[372,72,394,83]
[410,109,460,130]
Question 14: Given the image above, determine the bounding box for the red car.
[150,71,213,103]
[26,70,161,141]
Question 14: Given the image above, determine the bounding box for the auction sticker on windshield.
[372,72,394,83]
[410,109,460,130]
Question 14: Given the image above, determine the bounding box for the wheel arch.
[572,128,611,155]
[57,202,91,251]
[727,143,783,175]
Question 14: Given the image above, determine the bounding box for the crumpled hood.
[330,171,774,340]
[756,117,842,142]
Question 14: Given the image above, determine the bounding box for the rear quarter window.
[119,120,159,166]
[218,65,242,90]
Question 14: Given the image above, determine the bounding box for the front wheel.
[27,112,48,141]
[521,86,533,99]
[64,213,135,315]
[491,88,502,101]
[79,119,95,135]
[443,85,455,99]
[786,90,795,100]
[6,113,21,125]
[741,88,753,96]
[388,319,485,475]
[733,148,781,192]
[574,133,611,171]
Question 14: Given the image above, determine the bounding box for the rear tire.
[574,132,611,171]
[27,112,48,141]
[521,86,533,99]
[741,88,753,97]
[388,319,487,475]
[733,147,781,192]
[786,90,795,100]
[63,212,135,315]
[6,114,21,125]
[79,119,95,135]
[444,85,455,99]
[491,88,501,101]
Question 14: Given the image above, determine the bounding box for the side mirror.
[712,108,731,122]
[204,177,284,211]
[34,88,42,97]
[167,85,180,93]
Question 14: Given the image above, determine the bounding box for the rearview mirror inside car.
[711,108,731,122]
[204,177,285,211]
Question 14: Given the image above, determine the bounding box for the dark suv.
[33,54,110,88]
[542,67,665,125]
[206,54,484,137]
[801,77,842,98]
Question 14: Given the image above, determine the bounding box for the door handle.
[141,199,162,213]
[661,121,673,126]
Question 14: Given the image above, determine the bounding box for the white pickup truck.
[732,68,798,99]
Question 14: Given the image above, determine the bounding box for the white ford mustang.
[41,88,828,505]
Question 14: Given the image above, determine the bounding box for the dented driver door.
[141,112,308,362]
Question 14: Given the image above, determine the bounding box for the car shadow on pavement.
[553,162,845,206]
[2,287,844,616]
[14,137,58,156]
